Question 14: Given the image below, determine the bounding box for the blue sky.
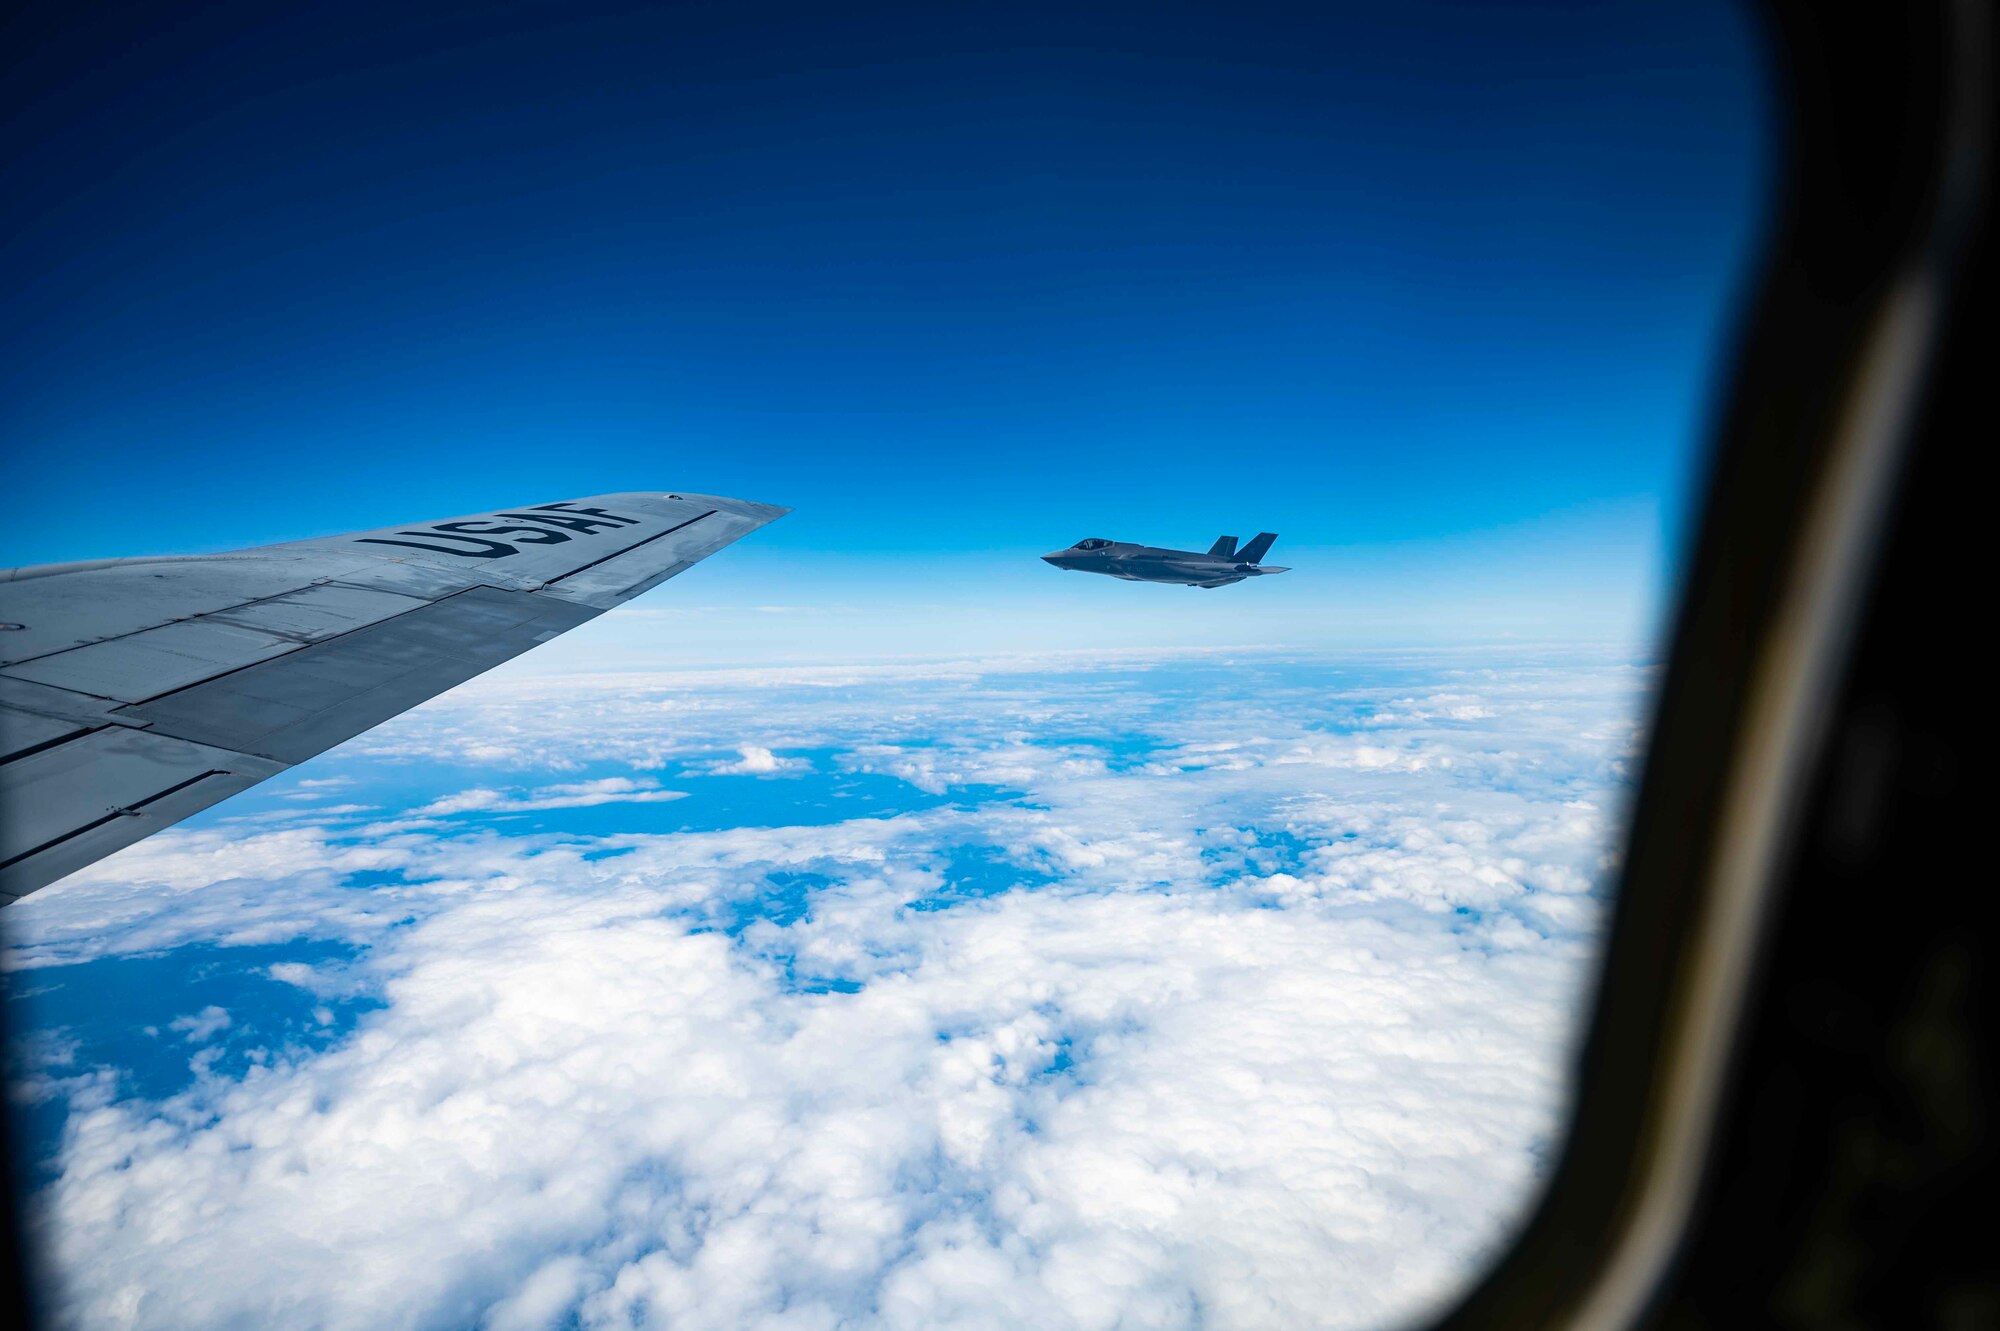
[2,1,1769,655]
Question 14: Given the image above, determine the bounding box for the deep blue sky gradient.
[2,1,1770,654]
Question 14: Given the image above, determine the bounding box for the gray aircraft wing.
[0,491,786,903]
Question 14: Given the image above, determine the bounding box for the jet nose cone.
[1041,551,1067,564]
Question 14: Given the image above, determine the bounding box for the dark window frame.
[1430,2,1989,1325]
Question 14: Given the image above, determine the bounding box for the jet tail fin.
[1238,532,1278,564]
[1208,535,1238,557]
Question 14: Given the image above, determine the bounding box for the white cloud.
[5,649,1643,1331]
[28,880,1588,1331]
[683,745,812,777]
[280,777,356,801]
[221,802,379,826]
[415,778,689,817]
[166,1006,231,1044]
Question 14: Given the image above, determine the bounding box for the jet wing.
[0,492,786,903]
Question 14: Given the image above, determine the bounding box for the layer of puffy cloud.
[3,649,1648,1331]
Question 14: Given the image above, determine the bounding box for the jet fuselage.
[1040,535,1288,588]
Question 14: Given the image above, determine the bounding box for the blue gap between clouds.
[4,940,381,1179]
[707,841,1058,995]
[904,844,1055,913]
[207,747,963,845]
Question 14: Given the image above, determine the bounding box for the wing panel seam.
[98,585,505,709]
[538,511,716,587]
[0,768,233,872]
[0,578,431,670]
[0,723,106,770]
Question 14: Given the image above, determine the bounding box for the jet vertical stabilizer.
[1237,532,1278,563]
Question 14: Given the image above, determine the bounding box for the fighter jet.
[1041,532,1288,588]
[0,492,786,903]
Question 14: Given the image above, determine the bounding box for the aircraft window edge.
[1421,4,1988,1326]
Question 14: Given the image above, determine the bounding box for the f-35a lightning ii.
[1041,532,1288,588]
